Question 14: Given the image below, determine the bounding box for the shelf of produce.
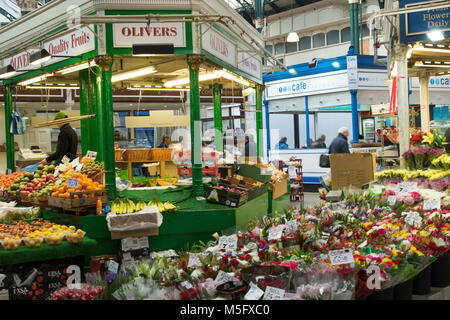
[116,160,167,181]
[0,236,96,266]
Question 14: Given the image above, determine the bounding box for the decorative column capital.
[188,54,206,71]
[255,84,266,91]
[94,55,113,72]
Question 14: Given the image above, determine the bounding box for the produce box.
[330,153,376,190]
[219,177,267,201]
[106,206,163,240]
[237,164,272,184]
[271,177,288,200]
[205,186,248,208]
[48,190,107,209]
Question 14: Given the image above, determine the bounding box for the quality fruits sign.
[113,23,186,48]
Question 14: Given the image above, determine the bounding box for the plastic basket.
[115,149,125,161]
[122,149,151,161]
[150,148,173,161]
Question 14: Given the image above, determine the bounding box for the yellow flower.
[422,132,434,144]
[410,246,424,256]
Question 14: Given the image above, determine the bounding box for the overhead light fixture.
[414,45,450,54]
[164,72,220,87]
[111,66,157,83]
[332,61,341,68]
[30,49,83,65]
[58,61,97,75]
[127,86,190,92]
[18,73,54,86]
[26,85,80,89]
[0,65,16,78]
[243,87,255,96]
[427,30,445,42]
[414,61,450,68]
[286,2,299,43]
[215,69,250,86]
[132,43,175,56]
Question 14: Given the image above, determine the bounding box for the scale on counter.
[18,147,48,161]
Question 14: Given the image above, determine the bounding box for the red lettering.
[153,27,161,37]
[162,27,170,37]
[122,27,131,37]
[144,26,151,36]
[170,27,177,36]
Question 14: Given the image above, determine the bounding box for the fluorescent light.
[427,30,445,41]
[26,85,80,89]
[18,73,54,86]
[127,87,190,92]
[0,65,16,78]
[332,61,341,68]
[58,61,97,75]
[414,45,450,54]
[288,68,297,75]
[215,69,250,86]
[287,31,299,43]
[30,49,51,65]
[164,73,220,87]
[243,87,255,96]
[415,61,450,68]
[111,66,156,83]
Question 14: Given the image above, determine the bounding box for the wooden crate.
[150,148,173,161]
[89,170,104,184]
[122,149,151,161]
[48,190,107,209]
[115,149,124,161]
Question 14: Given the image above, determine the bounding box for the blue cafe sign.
[400,0,450,43]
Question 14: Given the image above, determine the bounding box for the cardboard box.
[107,207,162,240]
[48,193,107,209]
[271,177,288,200]
[330,153,376,190]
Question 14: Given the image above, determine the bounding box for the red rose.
[230,259,239,267]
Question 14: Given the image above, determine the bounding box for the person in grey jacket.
[329,127,350,154]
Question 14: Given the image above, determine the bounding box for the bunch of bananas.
[111,198,146,214]
[148,198,177,213]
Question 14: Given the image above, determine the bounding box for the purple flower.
[427,148,444,156]
[105,271,117,283]
[411,147,428,155]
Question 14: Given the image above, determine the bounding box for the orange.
[82,194,88,198]
[73,195,79,199]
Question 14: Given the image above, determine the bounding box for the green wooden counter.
[0,237,97,266]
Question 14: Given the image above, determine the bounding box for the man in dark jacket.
[329,127,350,154]
[40,111,78,165]
[244,135,257,157]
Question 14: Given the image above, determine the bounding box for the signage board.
[113,23,186,48]
[400,0,450,43]
[237,52,262,80]
[347,55,358,90]
[201,28,236,67]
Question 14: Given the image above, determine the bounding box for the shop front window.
[285,41,297,53]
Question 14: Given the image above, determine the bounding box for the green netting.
[0,237,97,266]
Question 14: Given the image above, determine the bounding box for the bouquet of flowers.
[52,284,104,300]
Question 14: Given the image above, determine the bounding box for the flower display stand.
[431,255,450,288]
[367,286,394,300]
[413,265,432,295]
[394,278,414,300]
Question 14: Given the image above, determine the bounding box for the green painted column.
[79,68,98,155]
[211,83,223,153]
[349,0,360,55]
[92,66,105,162]
[4,86,15,172]
[255,84,263,158]
[94,55,116,200]
[188,55,205,197]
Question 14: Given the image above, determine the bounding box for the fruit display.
[148,177,178,187]
[110,198,177,214]
[0,171,25,191]
[0,206,40,223]
[0,219,85,249]
[51,172,104,199]
[216,185,248,195]
[80,160,104,178]
[4,169,57,199]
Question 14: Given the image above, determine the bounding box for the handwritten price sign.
[285,220,298,234]
[329,249,354,266]
[244,282,264,300]
[71,157,80,168]
[388,195,397,206]
[218,235,238,251]
[395,182,417,194]
[268,225,284,241]
[215,271,238,286]
[263,286,285,300]
[423,200,441,211]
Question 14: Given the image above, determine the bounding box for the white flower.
[431,237,446,247]
[400,239,411,248]
[404,211,422,228]
[190,268,204,280]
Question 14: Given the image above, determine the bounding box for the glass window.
[326,30,340,45]
[341,27,350,42]
[285,41,297,53]
[298,36,311,51]
[362,24,370,37]
[313,33,325,48]
[265,44,273,55]
[275,42,285,55]
[134,111,155,147]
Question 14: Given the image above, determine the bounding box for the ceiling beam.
[265,0,281,13]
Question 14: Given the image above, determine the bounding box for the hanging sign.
[113,23,186,48]
[202,28,236,67]
[347,55,358,90]
[1,49,40,73]
[238,52,262,80]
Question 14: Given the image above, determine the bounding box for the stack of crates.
[288,159,304,205]
[176,150,219,177]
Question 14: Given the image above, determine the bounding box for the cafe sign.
[113,23,186,48]
[202,28,236,67]
[400,0,450,43]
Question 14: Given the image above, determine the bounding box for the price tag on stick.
[108,261,119,274]
[75,163,84,172]
[388,196,397,206]
[329,249,354,265]
[86,150,97,160]
[72,157,80,168]
[218,235,238,251]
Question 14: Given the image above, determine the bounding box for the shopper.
[275,137,289,149]
[40,111,78,165]
[311,134,326,148]
[329,127,350,154]
[158,136,171,148]
[244,135,257,157]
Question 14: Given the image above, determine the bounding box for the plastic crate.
[177,166,218,176]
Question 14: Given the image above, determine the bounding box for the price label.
[188,253,204,268]
[138,237,149,249]
[244,282,264,300]
[71,157,80,168]
[75,163,84,172]
[218,235,238,251]
[288,166,297,179]
[54,169,59,177]
[86,151,97,160]
[395,182,417,194]
[329,249,354,265]
[388,196,397,206]
[108,260,119,274]
[215,270,238,286]
[7,169,11,175]
[268,225,284,241]
[263,286,285,300]
[67,178,79,189]
[181,281,193,289]
[285,220,298,234]
[61,156,70,164]
[121,238,139,251]
[423,200,441,211]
